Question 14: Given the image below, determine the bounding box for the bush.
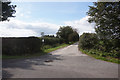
[78,33,98,50]
[42,45,52,50]
[2,37,42,55]
[40,37,64,45]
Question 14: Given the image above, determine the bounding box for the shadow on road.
[2,54,63,78]
[2,70,13,78]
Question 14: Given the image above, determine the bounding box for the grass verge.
[80,49,120,64]
[44,44,69,53]
[2,43,69,59]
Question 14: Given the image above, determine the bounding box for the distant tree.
[56,26,73,43]
[41,32,44,37]
[0,1,16,21]
[68,31,79,42]
[56,26,79,43]
[44,35,55,38]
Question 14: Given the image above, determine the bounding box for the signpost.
[41,32,44,47]
[42,39,44,43]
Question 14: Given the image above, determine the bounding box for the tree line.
[43,26,79,44]
[78,2,120,59]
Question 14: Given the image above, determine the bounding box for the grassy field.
[2,43,69,59]
[80,49,120,64]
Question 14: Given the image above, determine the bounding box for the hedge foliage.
[78,33,98,49]
[2,37,64,56]
[78,33,119,58]
[40,37,64,45]
[2,37,42,55]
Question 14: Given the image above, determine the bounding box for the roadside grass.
[80,49,120,64]
[44,44,69,53]
[2,43,69,59]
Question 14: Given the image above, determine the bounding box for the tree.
[41,32,44,37]
[56,26,73,43]
[56,26,79,43]
[68,31,79,42]
[87,2,120,40]
[0,1,16,21]
[87,2,120,56]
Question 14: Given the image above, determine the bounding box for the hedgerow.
[2,37,42,55]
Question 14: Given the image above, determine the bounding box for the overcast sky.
[0,2,95,37]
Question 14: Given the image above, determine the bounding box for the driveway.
[2,43,118,78]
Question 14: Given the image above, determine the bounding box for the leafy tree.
[87,2,120,58]
[0,1,16,21]
[56,26,73,43]
[87,2,120,40]
[56,26,79,43]
[68,31,79,42]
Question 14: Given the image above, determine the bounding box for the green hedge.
[39,37,64,45]
[78,33,119,58]
[2,37,64,56]
[2,37,42,55]
[78,33,98,49]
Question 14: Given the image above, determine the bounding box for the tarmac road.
[2,43,118,78]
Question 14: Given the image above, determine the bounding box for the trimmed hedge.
[2,37,42,55]
[39,37,64,45]
[2,37,64,56]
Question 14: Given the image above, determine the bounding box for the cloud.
[64,16,95,35]
[0,19,60,37]
[0,16,95,37]
[0,28,37,37]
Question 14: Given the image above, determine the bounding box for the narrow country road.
[2,43,118,78]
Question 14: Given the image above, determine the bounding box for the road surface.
[2,43,118,78]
